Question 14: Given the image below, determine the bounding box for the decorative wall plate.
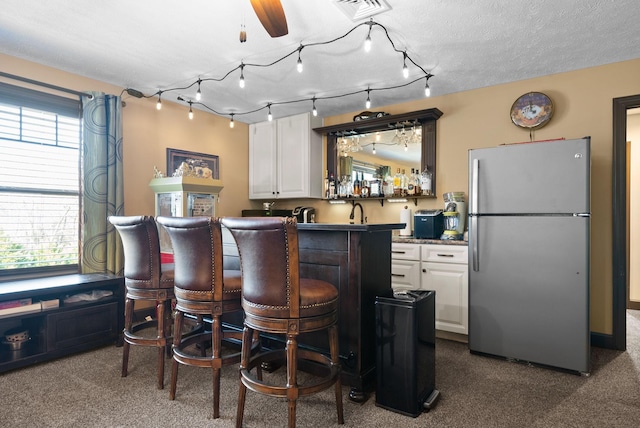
[510,92,554,129]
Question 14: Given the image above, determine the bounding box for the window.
[0,82,81,276]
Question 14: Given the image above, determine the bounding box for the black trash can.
[375,290,439,417]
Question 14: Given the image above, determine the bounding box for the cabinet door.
[277,113,313,198]
[249,120,278,199]
[421,261,469,335]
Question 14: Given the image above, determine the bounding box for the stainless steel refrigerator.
[468,137,591,374]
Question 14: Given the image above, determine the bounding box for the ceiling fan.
[250,0,288,38]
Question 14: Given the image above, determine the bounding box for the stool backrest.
[221,217,300,318]
[108,215,163,289]
[156,216,223,299]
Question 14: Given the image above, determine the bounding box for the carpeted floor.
[1,311,639,427]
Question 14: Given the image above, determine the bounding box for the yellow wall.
[3,52,640,335]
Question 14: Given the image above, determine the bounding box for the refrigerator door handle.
[471,215,479,271]
[471,158,480,271]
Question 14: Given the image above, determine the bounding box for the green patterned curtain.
[80,92,124,275]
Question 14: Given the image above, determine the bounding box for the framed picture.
[166,148,219,179]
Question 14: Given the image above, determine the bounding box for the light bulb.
[425,81,431,97]
[267,105,272,121]
[156,96,162,111]
[403,63,409,79]
[297,58,303,73]
[196,81,202,101]
[230,116,235,128]
[365,96,371,109]
[404,143,408,151]
[364,34,372,52]
[312,99,317,116]
[188,109,193,120]
[372,143,376,155]
[239,73,245,88]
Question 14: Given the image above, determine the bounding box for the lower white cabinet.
[391,242,468,335]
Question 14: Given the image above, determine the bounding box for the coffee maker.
[440,192,466,240]
[292,206,316,223]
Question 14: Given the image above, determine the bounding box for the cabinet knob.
[422,268,426,273]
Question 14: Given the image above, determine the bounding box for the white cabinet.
[391,242,469,335]
[391,243,421,291]
[249,112,323,199]
[421,244,468,335]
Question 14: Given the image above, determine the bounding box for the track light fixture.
[230,113,235,128]
[145,19,434,123]
[267,103,273,121]
[188,101,194,120]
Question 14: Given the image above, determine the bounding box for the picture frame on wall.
[166,148,219,179]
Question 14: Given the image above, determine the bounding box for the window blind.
[0,82,81,275]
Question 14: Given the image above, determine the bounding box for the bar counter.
[223,222,404,402]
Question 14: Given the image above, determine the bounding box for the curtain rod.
[0,71,94,99]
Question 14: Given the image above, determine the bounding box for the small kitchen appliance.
[440,192,466,240]
[414,210,444,239]
[292,206,316,223]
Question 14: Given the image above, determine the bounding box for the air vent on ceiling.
[333,0,392,22]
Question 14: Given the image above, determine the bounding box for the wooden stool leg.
[236,326,253,428]
[121,296,134,377]
[329,324,344,424]
[169,310,184,400]
[286,334,299,428]
[212,315,222,419]
[156,299,166,390]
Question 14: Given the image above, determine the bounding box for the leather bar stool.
[108,215,175,390]
[221,216,344,428]
[156,216,246,419]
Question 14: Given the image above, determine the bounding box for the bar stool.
[156,216,246,419]
[108,215,175,390]
[221,216,344,428]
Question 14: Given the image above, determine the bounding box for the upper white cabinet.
[249,112,323,199]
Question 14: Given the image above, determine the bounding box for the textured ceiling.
[1,0,639,124]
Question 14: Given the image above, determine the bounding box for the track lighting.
[188,102,193,120]
[267,104,272,121]
[239,63,245,88]
[312,97,317,116]
[195,80,202,101]
[365,88,371,109]
[297,45,303,73]
[156,92,162,110]
[425,78,431,97]
[230,113,235,128]
[402,52,409,79]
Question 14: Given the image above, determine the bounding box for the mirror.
[315,108,443,199]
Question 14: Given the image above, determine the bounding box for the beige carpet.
[1,311,639,427]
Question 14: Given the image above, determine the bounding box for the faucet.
[349,202,364,224]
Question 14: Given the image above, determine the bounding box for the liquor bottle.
[414,168,422,196]
[353,172,361,197]
[329,172,336,199]
[406,168,416,196]
[401,169,409,196]
[393,168,402,196]
[421,167,433,196]
[324,169,329,198]
[361,172,369,198]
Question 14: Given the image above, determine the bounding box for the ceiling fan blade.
[250,0,288,37]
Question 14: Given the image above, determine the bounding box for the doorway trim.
[611,94,640,351]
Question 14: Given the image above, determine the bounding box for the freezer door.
[468,138,590,214]
[468,215,590,373]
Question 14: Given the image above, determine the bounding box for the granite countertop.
[392,236,469,246]
[297,223,405,232]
